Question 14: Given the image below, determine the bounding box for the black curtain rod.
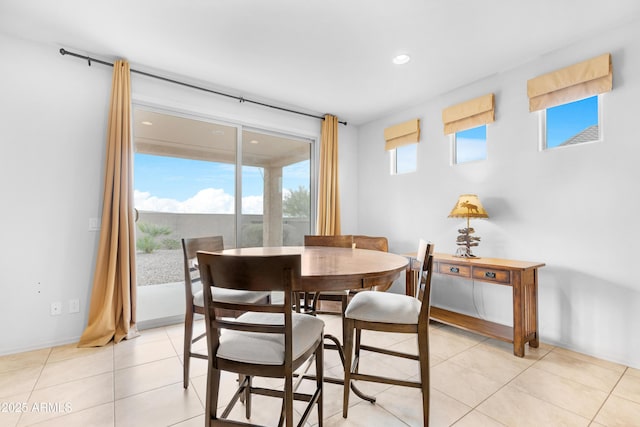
[59,48,347,126]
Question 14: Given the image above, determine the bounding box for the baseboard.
[1,336,82,357]
[1,316,189,357]
[137,315,185,331]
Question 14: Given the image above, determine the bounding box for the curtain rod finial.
[59,48,67,56]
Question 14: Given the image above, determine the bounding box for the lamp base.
[454,247,480,258]
[454,227,482,258]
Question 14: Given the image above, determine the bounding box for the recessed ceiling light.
[141,121,153,126]
[250,140,259,144]
[392,54,411,65]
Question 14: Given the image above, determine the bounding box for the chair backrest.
[182,236,224,303]
[197,252,301,362]
[353,235,391,291]
[304,234,353,248]
[416,240,435,324]
[353,235,388,252]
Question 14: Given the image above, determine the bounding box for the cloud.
[134,188,263,214]
[242,195,264,215]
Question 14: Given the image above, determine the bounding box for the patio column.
[263,166,283,246]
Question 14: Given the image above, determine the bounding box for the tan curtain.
[384,118,420,150]
[316,114,341,235]
[527,53,612,112]
[79,60,138,347]
[442,93,495,135]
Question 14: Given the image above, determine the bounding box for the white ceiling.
[2,0,639,125]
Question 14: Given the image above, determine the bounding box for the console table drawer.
[438,263,471,278]
[473,267,510,284]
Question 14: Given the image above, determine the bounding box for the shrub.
[136,222,172,253]
[161,238,181,250]
[137,235,159,254]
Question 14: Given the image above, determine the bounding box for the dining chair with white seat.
[197,251,324,427]
[302,235,391,311]
[302,234,354,316]
[352,235,392,292]
[181,236,271,389]
[342,239,434,426]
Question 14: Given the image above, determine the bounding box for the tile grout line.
[541,346,630,422]
[474,346,617,425]
[461,344,554,426]
[112,341,116,427]
[590,365,628,424]
[428,336,498,426]
[15,347,53,427]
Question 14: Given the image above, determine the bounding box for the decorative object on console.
[448,194,489,258]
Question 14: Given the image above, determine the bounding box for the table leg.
[322,333,376,403]
[405,258,417,296]
[529,269,540,348]
[512,271,525,358]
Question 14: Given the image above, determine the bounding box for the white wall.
[5,20,636,368]
[0,32,358,355]
[356,19,640,368]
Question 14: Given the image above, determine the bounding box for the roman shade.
[527,53,612,112]
[442,93,495,135]
[384,118,420,150]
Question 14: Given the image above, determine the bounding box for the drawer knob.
[450,267,460,274]
[485,271,496,279]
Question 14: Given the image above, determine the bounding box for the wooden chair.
[181,236,271,389]
[197,251,324,427]
[353,235,388,252]
[303,235,391,314]
[353,236,391,291]
[301,235,353,315]
[303,234,354,248]
[342,240,434,426]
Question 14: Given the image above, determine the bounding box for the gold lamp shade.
[448,194,489,219]
[448,194,488,258]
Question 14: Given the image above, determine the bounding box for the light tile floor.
[1,315,639,426]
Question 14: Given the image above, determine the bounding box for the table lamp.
[448,194,489,258]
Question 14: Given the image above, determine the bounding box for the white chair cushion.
[193,289,271,307]
[345,291,421,324]
[217,312,324,365]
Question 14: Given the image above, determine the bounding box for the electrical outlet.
[50,302,62,316]
[89,217,100,231]
[69,299,80,314]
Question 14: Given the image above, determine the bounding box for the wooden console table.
[406,253,545,357]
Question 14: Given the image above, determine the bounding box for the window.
[384,118,420,175]
[453,125,487,164]
[541,95,600,150]
[442,93,494,165]
[132,107,313,324]
[240,129,312,248]
[390,143,417,174]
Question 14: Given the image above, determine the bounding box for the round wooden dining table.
[216,245,409,404]
[217,245,409,292]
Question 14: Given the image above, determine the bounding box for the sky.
[456,125,487,164]
[546,95,598,148]
[134,155,310,214]
[454,95,598,162]
[134,96,596,212]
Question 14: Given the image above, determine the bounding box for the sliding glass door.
[132,106,313,323]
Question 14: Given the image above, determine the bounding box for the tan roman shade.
[527,53,612,112]
[384,118,420,150]
[442,93,495,135]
